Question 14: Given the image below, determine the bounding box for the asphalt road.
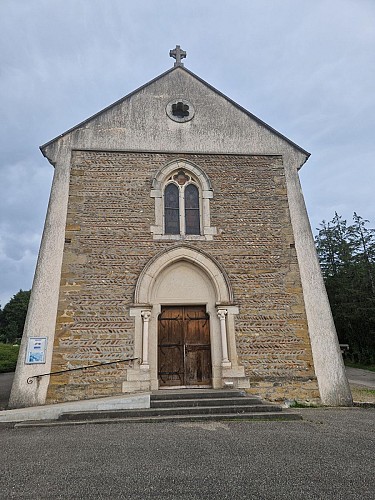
[1,408,374,499]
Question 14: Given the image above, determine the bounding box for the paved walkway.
[345,366,375,388]
[0,372,14,410]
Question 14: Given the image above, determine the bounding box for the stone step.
[58,403,282,421]
[10,389,302,428]
[150,397,265,408]
[15,411,302,428]
[151,389,246,401]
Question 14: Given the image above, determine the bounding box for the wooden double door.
[158,306,212,387]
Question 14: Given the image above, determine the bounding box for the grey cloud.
[0,0,374,305]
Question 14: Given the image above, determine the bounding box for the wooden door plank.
[158,307,184,386]
[184,306,212,386]
[158,305,212,387]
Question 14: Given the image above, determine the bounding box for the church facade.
[10,49,352,408]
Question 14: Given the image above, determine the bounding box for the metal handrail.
[26,357,138,384]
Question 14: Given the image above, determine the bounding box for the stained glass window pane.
[185,184,200,235]
[164,184,180,234]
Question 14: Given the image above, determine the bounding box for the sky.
[0,0,374,307]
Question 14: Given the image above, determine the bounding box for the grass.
[344,361,375,372]
[359,388,375,395]
[350,387,375,403]
[0,343,19,373]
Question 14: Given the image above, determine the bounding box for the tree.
[348,213,375,294]
[315,213,375,364]
[315,212,353,278]
[0,290,31,344]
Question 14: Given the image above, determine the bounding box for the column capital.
[129,305,152,317]
[141,310,151,321]
[217,308,228,321]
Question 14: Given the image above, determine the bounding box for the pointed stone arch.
[125,245,249,393]
[134,245,233,304]
[151,158,213,191]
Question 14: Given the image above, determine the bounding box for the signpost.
[25,337,47,364]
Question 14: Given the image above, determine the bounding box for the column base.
[222,364,250,389]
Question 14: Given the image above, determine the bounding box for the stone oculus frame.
[9,61,352,408]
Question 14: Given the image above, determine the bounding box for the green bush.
[0,343,20,373]
[0,290,30,344]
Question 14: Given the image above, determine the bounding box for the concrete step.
[150,397,263,408]
[10,388,302,428]
[15,411,302,428]
[151,389,246,400]
[58,403,282,421]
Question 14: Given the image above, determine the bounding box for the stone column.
[225,305,240,367]
[217,309,231,368]
[141,310,151,370]
[284,151,352,405]
[9,149,71,409]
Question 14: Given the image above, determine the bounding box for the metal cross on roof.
[169,45,186,67]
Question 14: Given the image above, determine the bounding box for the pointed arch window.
[164,172,201,235]
[164,184,180,234]
[151,160,216,241]
[185,184,200,235]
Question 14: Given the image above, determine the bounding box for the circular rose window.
[166,99,195,123]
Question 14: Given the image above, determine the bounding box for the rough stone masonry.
[47,151,318,403]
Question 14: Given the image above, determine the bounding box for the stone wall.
[46,151,319,403]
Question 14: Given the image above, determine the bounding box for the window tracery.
[150,160,216,240]
[164,171,200,236]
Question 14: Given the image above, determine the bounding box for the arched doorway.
[126,246,249,392]
[150,257,219,388]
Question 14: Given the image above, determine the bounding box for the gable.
[41,67,309,168]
